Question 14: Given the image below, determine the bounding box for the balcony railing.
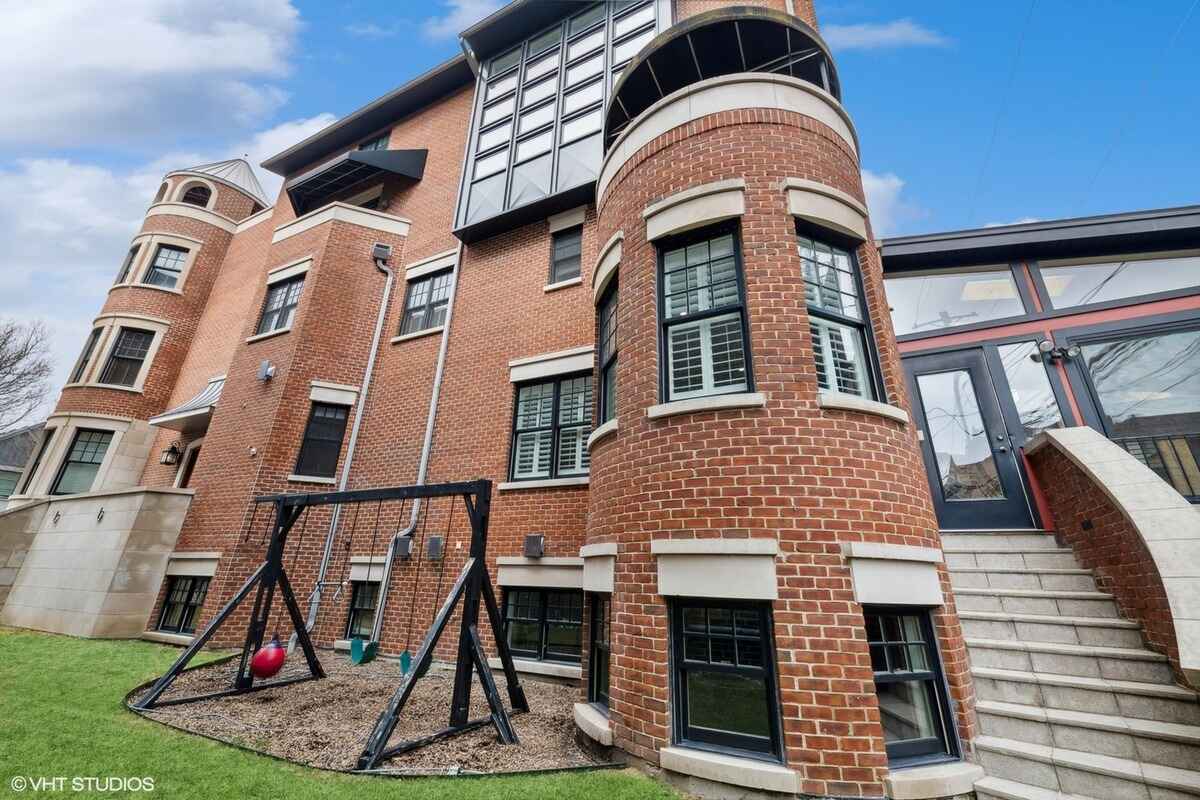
[1114,433,1200,501]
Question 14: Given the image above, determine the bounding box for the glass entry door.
[906,349,1034,529]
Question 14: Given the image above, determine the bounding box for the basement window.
[503,587,583,663]
[158,576,211,635]
[345,581,380,640]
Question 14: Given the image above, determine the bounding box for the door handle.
[994,446,1009,453]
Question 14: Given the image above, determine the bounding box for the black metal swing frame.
[130,479,529,771]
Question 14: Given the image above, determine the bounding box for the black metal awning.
[605,7,841,150]
[285,149,428,215]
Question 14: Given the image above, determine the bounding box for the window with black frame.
[180,185,211,208]
[20,428,55,494]
[294,402,349,479]
[98,328,154,387]
[399,270,453,335]
[799,230,878,399]
[345,581,380,640]
[671,599,781,758]
[865,607,956,766]
[256,274,305,335]
[504,588,583,662]
[510,373,592,480]
[143,244,188,289]
[358,131,390,151]
[589,594,611,706]
[50,429,113,496]
[660,226,751,401]
[157,575,210,635]
[598,281,618,423]
[70,328,102,384]
[115,244,140,284]
[551,226,583,283]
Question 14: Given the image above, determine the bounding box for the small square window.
[256,274,305,335]
[550,226,582,284]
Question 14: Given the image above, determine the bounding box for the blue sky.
[1,0,1198,414]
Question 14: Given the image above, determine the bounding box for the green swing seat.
[349,637,378,665]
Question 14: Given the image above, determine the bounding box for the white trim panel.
[653,538,778,600]
[784,177,869,242]
[146,202,237,233]
[272,202,412,244]
[309,380,359,406]
[267,257,312,283]
[643,179,745,241]
[406,249,458,281]
[843,542,944,606]
[818,390,909,424]
[496,556,584,589]
[592,231,623,302]
[509,345,594,383]
[548,206,587,233]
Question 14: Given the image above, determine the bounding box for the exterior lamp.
[160,442,182,465]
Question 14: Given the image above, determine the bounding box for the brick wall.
[675,0,817,28]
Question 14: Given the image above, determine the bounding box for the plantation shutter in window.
[556,376,592,475]
[667,312,747,399]
[513,382,555,479]
[810,318,867,397]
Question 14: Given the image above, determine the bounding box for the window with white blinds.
[660,227,750,401]
[798,232,877,399]
[510,374,592,480]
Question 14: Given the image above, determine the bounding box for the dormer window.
[180,185,212,207]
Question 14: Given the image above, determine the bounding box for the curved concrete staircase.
[943,530,1200,800]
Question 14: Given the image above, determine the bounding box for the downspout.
[369,240,463,642]
[302,246,394,635]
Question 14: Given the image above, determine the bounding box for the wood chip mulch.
[134,653,603,775]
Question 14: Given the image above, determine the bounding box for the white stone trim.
[659,746,799,795]
[488,657,581,680]
[573,703,613,745]
[784,177,869,242]
[288,474,337,485]
[142,630,194,646]
[267,256,312,283]
[165,552,220,578]
[884,760,985,800]
[581,543,616,593]
[580,543,618,558]
[272,201,412,244]
[598,72,860,206]
[544,276,582,293]
[497,476,589,491]
[653,538,779,600]
[112,232,204,293]
[843,542,944,606]
[309,380,359,406]
[497,556,584,589]
[643,178,745,241]
[19,414,139,498]
[509,345,593,383]
[72,314,170,393]
[592,231,623,302]
[818,390,909,424]
[245,327,290,344]
[405,249,458,281]
[235,205,274,233]
[146,201,237,233]
[548,205,587,233]
[349,555,387,582]
[391,327,443,344]
[586,418,618,451]
[646,392,766,420]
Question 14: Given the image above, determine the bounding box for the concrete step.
[977,700,1200,771]
[974,775,1092,800]
[939,530,1061,551]
[945,549,1082,571]
[965,638,1176,685]
[954,587,1119,618]
[951,567,1099,593]
[972,667,1200,727]
[975,735,1200,798]
[959,610,1144,649]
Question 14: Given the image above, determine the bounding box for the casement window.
[0,469,19,500]
[115,245,140,284]
[143,244,189,289]
[157,576,210,635]
[799,232,878,399]
[20,428,55,494]
[509,374,592,480]
[866,607,957,766]
[503,588,584,663]
[551,226,583,283]
[659,226,751,401]
[598,282,618,423]
[589,595,611,706]
[359,131,390,151]
[399,270,452,335]
[180,185,212,207]
[671,599,781,759]
[98,328,154,387]
[49,429,113,496]
[294,402,349,478]
[345,581,380,640]
[70,328,102,384]
[256,274,305,335]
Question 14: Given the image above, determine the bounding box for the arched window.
[180,185,212,207]
[153,183,168,203]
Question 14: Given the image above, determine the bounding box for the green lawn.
[0,629,675,800]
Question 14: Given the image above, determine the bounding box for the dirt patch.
[135,653,602,774]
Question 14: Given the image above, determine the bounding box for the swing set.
[130,479,530,771]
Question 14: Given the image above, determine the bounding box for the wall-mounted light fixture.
[1036,339,1081,362]
[160,441,182,465]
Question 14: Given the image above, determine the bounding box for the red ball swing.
[250,633,287,679]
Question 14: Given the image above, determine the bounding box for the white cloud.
[0,115,334,420]
[0,0,301,148]
[422,0,504,40]
[345,22,405,39]
[983,217,1042,228]
[823,19,948,51]
[861,169,927,237]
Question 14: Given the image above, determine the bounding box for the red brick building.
[5,2,1200,799]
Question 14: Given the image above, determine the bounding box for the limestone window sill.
[487,656,581,680]
[573,702,613,745]
[818,390,909,424]
[544,276,582,293]
[883,759,984,800]
[646,391,766,421]
[658,746,798,794]
[288,474,337,485]
[246,327,290,344]
[586,419,618,450]
[391,326,443,344]
[90,383,144,395]
[133,282,185,296]
[498,476,589,491]
[141,630,194,646]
